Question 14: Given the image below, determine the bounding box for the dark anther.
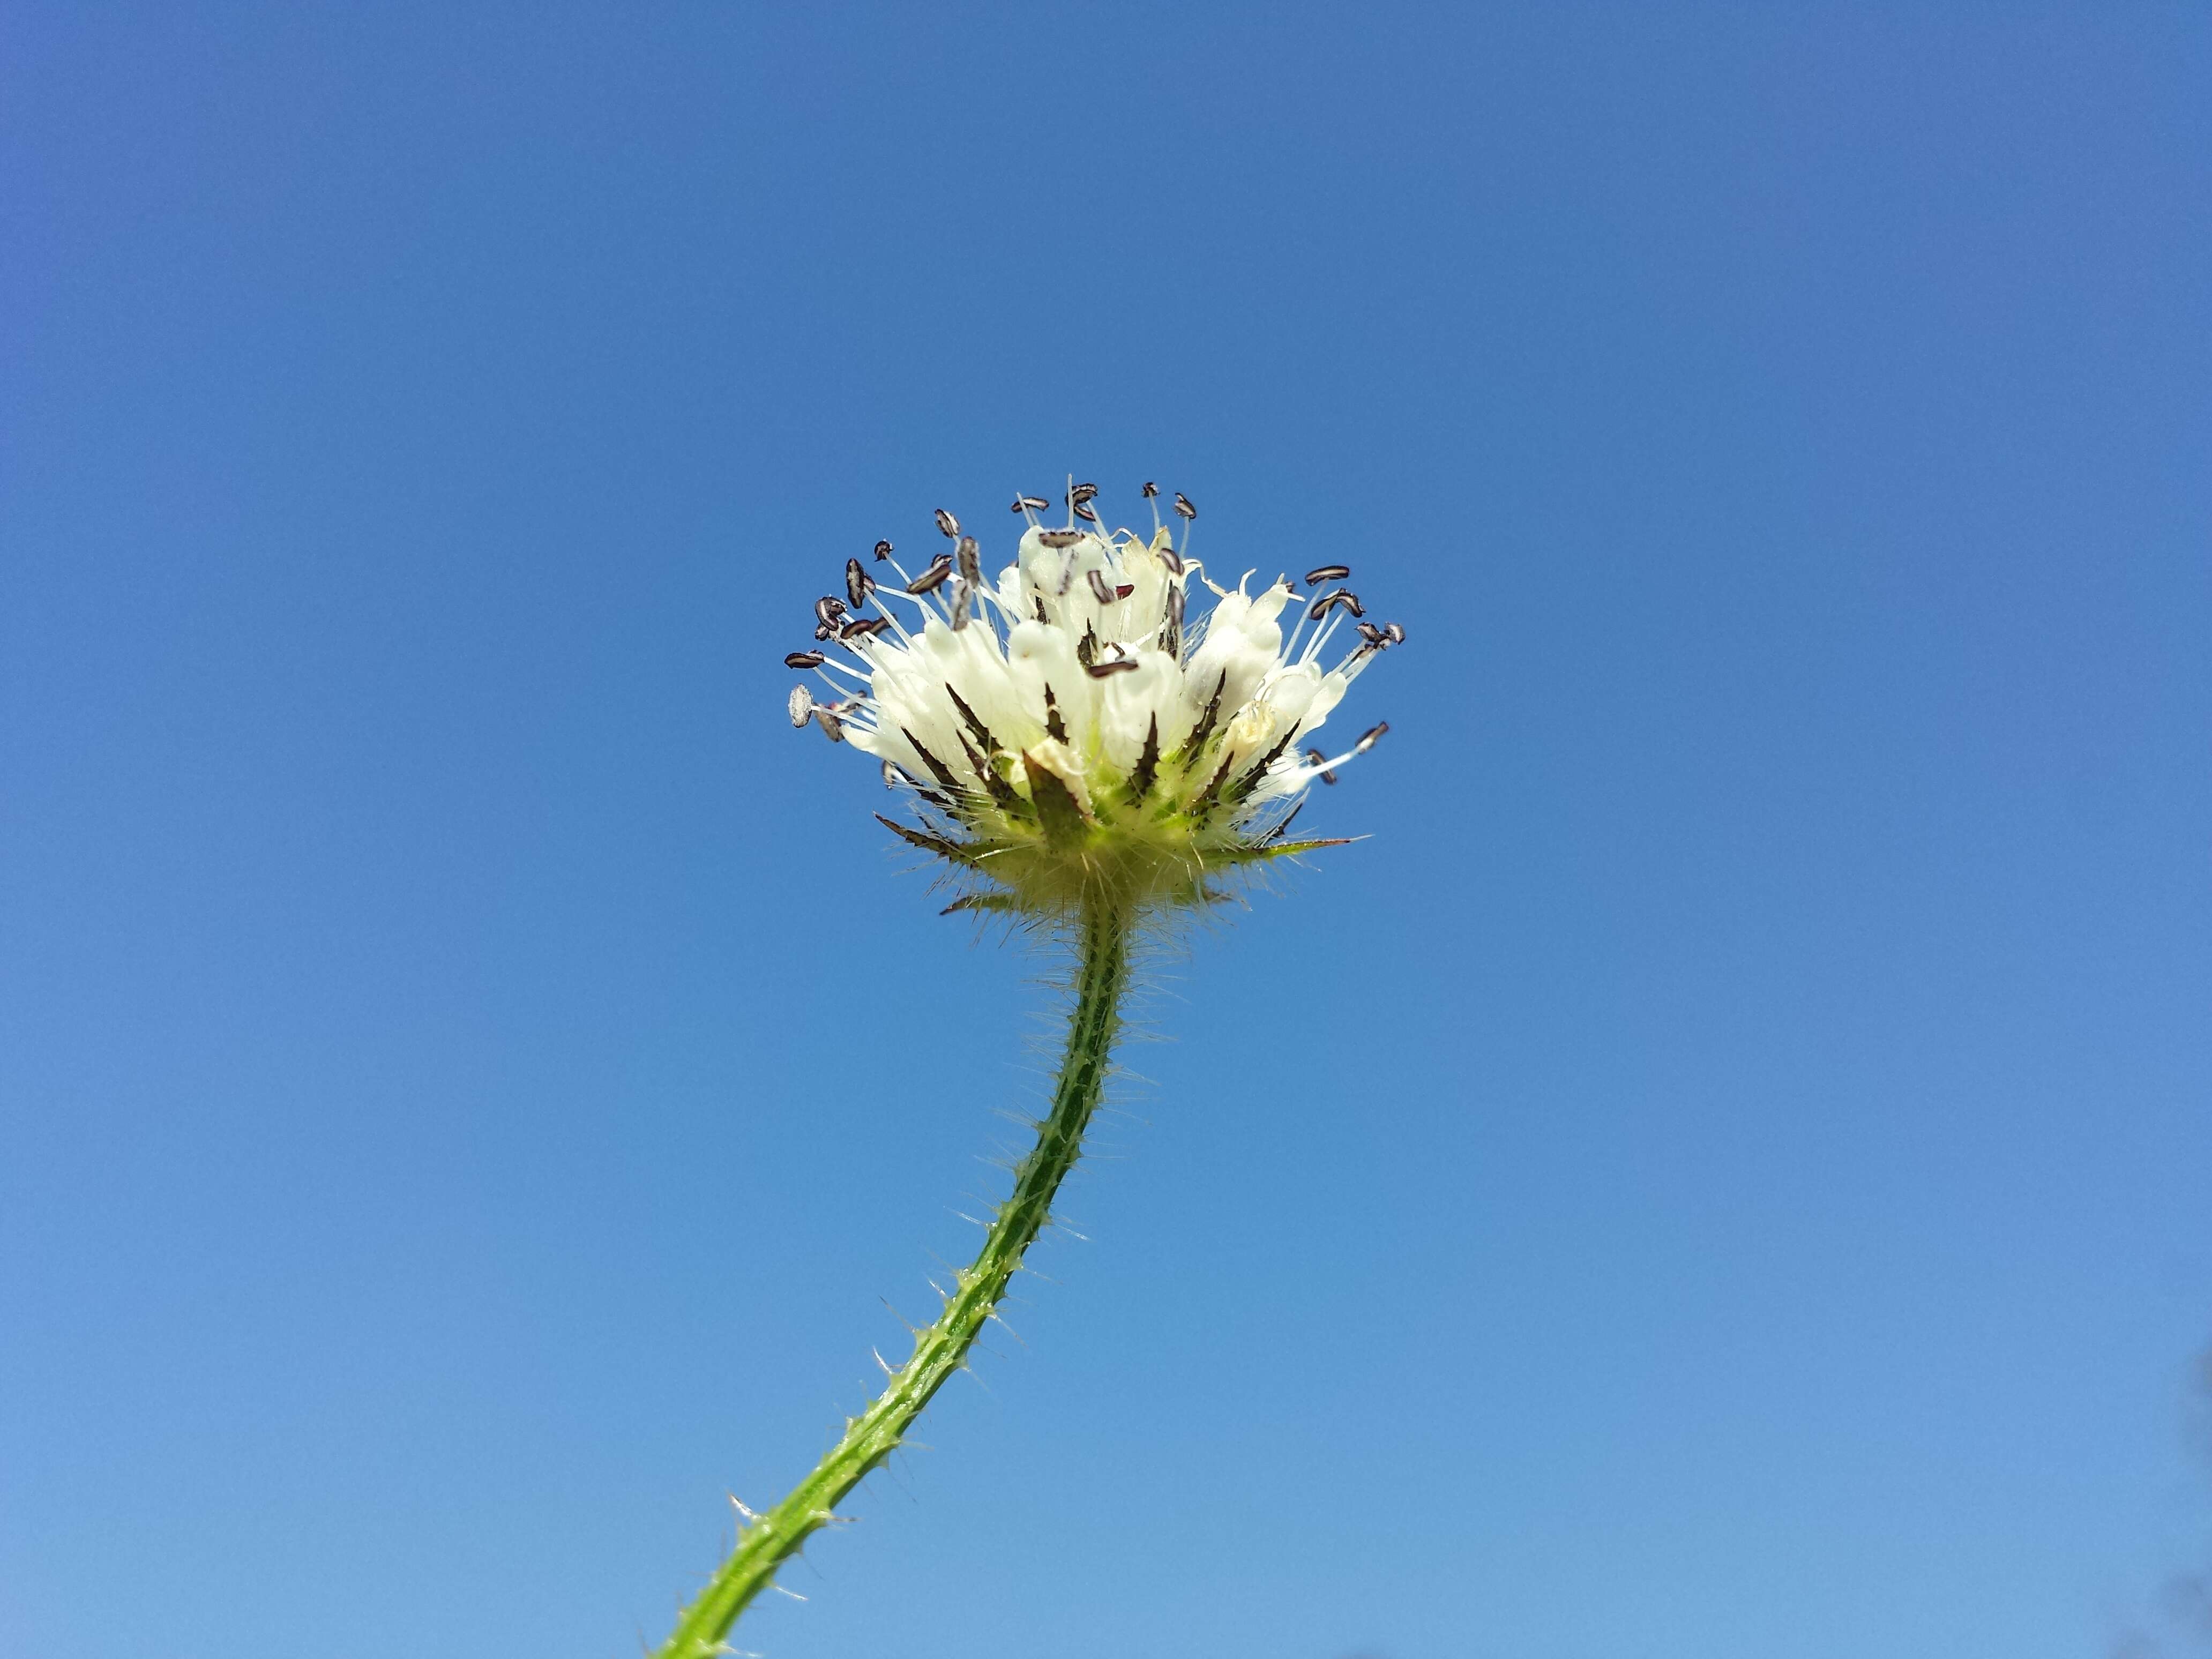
[1355,621,1386,645]
[934,508,960,538]
[1304,564,1351,585]
[1306,589,1364,622]
[814,595,848,627]
[1012,494,1049,514]
[1305,746,1339,786]
[1355,721,1388,753]
[1140,481,1159,499]
[1068,482,1099,505]
[1172,492,1197,520]
[1085,656,1139,678]
[1038,529,1083,549]
[907,555,954,593]
[1073,503,1100,524]
[948,579,975,631]
[838,615,893,640]
[845,558,873,607]
[955,535,981,584]
[784,651,826,669]
[1087,569,1115,606]
[1159,548,1185,575]
[872,539,894,561]
[1384,621,1406,644]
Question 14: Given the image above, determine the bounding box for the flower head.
[785,482,1402,914]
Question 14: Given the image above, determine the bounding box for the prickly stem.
[651,896,1134,1658]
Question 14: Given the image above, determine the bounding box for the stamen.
[1301,607,1347,666]
[1307,589,1363,622]
[906,555,954,594]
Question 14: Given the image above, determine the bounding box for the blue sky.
[4,5,2209,1657]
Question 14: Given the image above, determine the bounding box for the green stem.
[653,895,1134,1658]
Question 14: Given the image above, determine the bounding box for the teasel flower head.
[783,483,1402,916]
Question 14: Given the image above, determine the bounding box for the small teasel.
[652,480,1401,1659]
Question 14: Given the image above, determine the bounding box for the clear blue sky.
[4,6,2209,1657]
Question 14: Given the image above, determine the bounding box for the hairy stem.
[653,896,1134,1658]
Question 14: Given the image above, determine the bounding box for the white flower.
[784,484,1401,913]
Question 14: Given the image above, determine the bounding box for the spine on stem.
[654,897,1133,1659]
